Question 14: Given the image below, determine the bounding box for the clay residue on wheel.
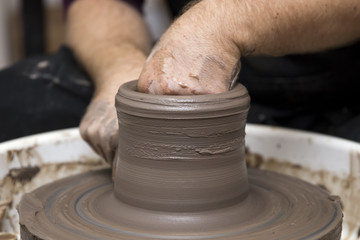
[18,168,342,240]
[245,148,360,239]
[1,160,106,235]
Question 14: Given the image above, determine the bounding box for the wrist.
[194,0,243,77]
[189,0,242,59]
[217,0,255,57]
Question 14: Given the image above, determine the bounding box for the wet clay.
[114,81,250,212]
[18,81,342,239]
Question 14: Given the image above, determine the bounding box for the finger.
[79,124,99,156]
[112,148,119,182]
[106,147,116,169]
[96,119,117,164]
[229,60,241,90]
[95,143,107,163]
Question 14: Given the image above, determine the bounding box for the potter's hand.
[138,1,240,94]
[80,100,118,166]
[138,0,360,95]
[66,0,151,166]
[76,45,147,165]
[76,46,147,166]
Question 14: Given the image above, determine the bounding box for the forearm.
[138,0,360,95]
[220,0,360,56]
[66,0,151,100]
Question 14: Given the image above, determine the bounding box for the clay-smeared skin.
[18,81,342,239]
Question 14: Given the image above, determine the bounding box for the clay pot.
[114,80,250,212]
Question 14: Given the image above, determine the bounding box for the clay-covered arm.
[66,0,151,165]
[138,0,360,94]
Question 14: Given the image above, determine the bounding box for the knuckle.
[79,125,89,140]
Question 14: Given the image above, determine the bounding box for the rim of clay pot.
[116,80,250,118]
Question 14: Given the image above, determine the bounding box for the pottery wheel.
[19,168,342,240]
[19,81,342,239]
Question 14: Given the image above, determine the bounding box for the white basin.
[0,124,359,239]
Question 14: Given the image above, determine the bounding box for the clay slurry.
[18,80,342,239]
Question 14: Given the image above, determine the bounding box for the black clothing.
[239,42,360,142]
[1,0,360,142]
[0,47,93,142]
